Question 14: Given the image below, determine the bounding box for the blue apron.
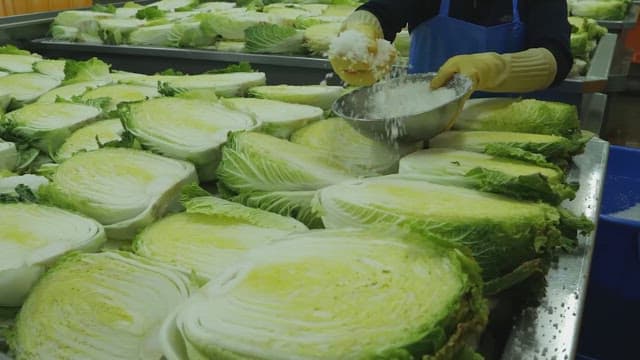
[408,0,526,96]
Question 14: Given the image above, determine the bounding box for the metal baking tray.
[597,3,640,30]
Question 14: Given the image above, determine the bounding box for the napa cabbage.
[39,147,198,240]
[399,148,576,204]
[223,97,324,138]
[303,22,341,55]
[160,228,488,360]
[248,84,343,110]
[0,203,105,306]
[55,119,125,161]
[120,72,267,97]
[10,251,194,359]
[0,73,61,105]
[314,176,593,287]
[81,83,161,111]
[134,194,307,282]
[121,97,259,181]
[244,24,305,54]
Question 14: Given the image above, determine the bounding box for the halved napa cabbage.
[0,203,106,306]
[134,195,307,281]
[81,84,161,111]
[55,119,125,161]
[121,72,266,97]
[0,174,49,195]
[32,59,66,80]
[199,10,276,41]
[291,117,400,176]
[0,54,42,73]
[150,0,199,11]
[262,4,311,26]
[128,23,175,46]
[399,148,576,204]
[223,97,323,138]
[2,102,102,152]
[160,228,488,360]
[0,73,61,104]
[455,98,581,138]
[196,2,236,12]
[244,24,305,54]
[51,25,79,41]
[209,41,246,52]
[0,139,18,171]
[97,18,146,45]
[303,22,341,55]
[217,131,356,227]
[429,130,585,166]
[39,148,198,240]
[121,97,259,181]
[10,251,193,359]
[218,131,354,194]
[52,10,113,28]
[248,84,343,110]
[314,176,593,285]
[36,81,107,104]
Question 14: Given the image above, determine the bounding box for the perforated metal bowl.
[332,73,473,143]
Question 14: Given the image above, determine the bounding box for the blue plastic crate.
[578,145,640,360]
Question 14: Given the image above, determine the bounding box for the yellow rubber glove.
[329,11,396,86]
[431,48,558,93]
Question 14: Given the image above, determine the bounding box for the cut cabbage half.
[0,203,106,306]
[223,97,323,138]
[81,84,161,111]
[55,118,125,161]
[160,228,487,360]
[0,54,42,73]
[2,102,102,152]
[33,59,66,81]
[39,148,198,240]
[134,195,307,281]
[0,139,18,171]
[248,84,343,110]
[120,72,266,97]
[0,73,61,104]
[36,81,107,104]
[10,251,193,359]
[121,97,259,181]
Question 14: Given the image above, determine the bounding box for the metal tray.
[501,138,609,360]
[597,3,640,30]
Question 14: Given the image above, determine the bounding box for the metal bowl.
[332,73,473,144]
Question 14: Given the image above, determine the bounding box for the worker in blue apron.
[330,0,572,95]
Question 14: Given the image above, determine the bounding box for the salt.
[610,202,640,222]
[327,30,397,77]
[365,81,458,120]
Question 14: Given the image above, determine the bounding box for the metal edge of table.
[597,3,640,30]
[501,138,609,360]
[555,33,617,93]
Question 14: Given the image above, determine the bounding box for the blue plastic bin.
[578,145,640,360]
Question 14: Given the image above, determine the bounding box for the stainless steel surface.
[597,3,640,30]
[502,138,609,360]
[332,73,473,143]
[580,92,609,135]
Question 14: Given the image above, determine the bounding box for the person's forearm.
[357,0,416,42]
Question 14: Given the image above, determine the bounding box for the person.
[330,0,572,94]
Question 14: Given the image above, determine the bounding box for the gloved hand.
[431,48,558,93]
[329,10,396,86]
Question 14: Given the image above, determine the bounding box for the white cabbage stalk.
[36,81,107,104]
[121,72,266,97]
[0,203,106,306]
[223,97,324,138]
[291,117,400,176]
[122,97,259,181]
[134,195,307,281]
[0,73,61,104]
[55,119,124,161]
[151,0,199,11]
[161,228,485,359]
[196,2,236,12]
[210,41,246,52]
[248,84,343,110]
[52,10,113,28]
[40,148,198,240]
[11,251,194,359]
[0,54,42,73]
[0,174,49,195]
[0,139,18,171]
[81,84,161,111]
[33,59,66,80]
[2,102,102,152]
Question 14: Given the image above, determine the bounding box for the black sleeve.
[524,0,573,86]
[358,0,425,42]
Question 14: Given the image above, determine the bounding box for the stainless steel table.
[502,138,609,360]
